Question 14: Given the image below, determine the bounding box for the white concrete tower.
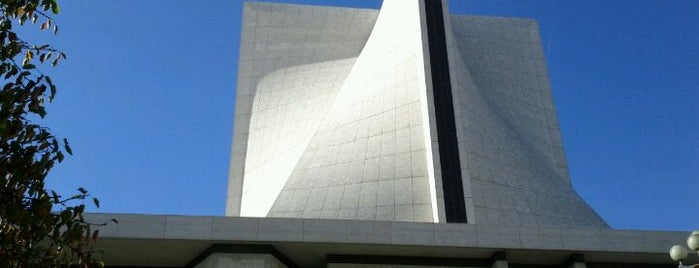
[227,0,608,228]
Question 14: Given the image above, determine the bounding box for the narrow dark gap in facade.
[424,0,467,223]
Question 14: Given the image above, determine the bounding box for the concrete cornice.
[88,213,693,267]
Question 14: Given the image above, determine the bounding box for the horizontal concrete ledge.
[87,213,688,253]
[86,213,694,267]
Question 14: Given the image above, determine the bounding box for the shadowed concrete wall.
[446,15,607,227]
[195,253,287,268]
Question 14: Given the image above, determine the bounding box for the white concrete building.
[227,0,603,227]
[92,0,694,267]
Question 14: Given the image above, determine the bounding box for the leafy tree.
[0,0,106,267]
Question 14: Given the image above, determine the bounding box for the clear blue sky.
[37,0,697,231]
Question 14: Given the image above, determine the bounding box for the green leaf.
[60,210,71,222]
[63,138,72,155]
[5,66,17,79]
[49,84,56,101]
[34,106,46,118]
[25,80,36,90]
[51,190,59,203]
[92,198,100,208]
[51,4,60,14]
[1,19,11,30]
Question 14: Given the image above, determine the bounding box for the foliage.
[0,0,106,267]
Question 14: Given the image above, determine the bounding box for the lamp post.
[670,231,699,268]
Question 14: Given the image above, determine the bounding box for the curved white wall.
[267,0,436,222]
[227,3,379,216]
